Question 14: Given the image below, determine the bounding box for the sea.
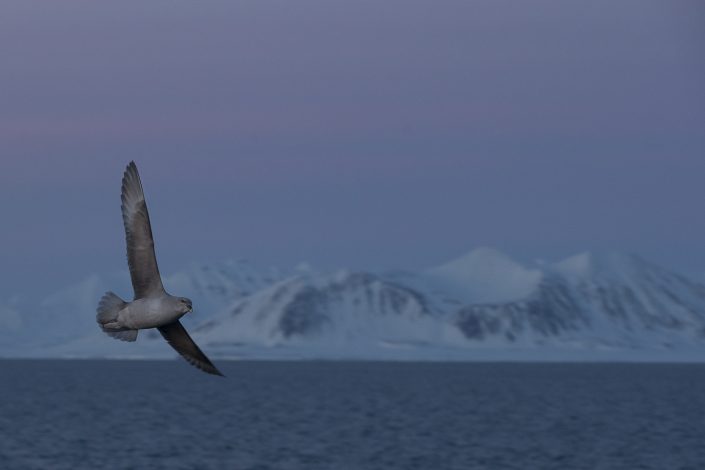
[0,360,703,470]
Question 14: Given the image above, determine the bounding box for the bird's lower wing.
[158,321,224,376]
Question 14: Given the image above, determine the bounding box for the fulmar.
[96,161,223,376]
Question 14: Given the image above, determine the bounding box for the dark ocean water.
[0,360,704,470]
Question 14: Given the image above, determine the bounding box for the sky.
[0,1,704,295]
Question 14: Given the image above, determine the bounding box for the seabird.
[96,161,223,376]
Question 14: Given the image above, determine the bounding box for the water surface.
[0,360,703,469]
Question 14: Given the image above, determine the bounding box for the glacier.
[3,249,705,361]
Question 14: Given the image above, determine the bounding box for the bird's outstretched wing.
[158,321,224,376]
[121,161,165,299]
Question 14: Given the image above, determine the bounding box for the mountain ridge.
[3,249,705,361]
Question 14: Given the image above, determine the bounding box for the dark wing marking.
[158,321,224,376]
[121,161,165,299]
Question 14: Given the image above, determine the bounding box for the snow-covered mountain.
[190,270,456,356]
[4,249,705,361]
[455,252,705,348]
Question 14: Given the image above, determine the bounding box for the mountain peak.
[430,247,521,271]
[552,251,650,281]
[426,247,542,304]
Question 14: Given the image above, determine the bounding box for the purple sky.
[1,1,704,294]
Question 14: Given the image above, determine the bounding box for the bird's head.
[178,297,193,314]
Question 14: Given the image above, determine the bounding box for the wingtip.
[121,161,144,198]
[122,161,135,181]
[124,161,138,178]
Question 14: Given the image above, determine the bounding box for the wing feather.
[158,321,224,376]
[121,161,165,299]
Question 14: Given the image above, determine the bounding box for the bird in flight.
[96,161,223,376]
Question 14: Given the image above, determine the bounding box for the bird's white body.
[117,297,186,330]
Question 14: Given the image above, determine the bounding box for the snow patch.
[426,247,542,303]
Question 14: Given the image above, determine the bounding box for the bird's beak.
[188,306,193,313]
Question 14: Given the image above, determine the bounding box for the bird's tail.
[96,292,137,342]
